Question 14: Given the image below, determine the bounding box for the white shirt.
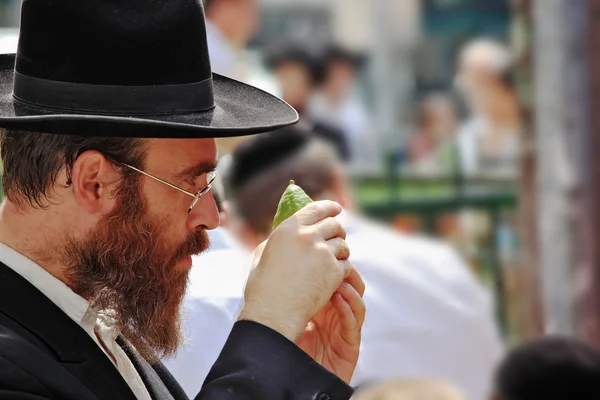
[205,20,238,79]
[166,213,503,400]
[341,212,503,400]
[0,243,152,400]
[163,227,252,395]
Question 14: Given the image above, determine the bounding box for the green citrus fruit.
[272,180,313,230]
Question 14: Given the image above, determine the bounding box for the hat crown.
[16,0,212,86]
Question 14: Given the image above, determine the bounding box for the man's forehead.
[146,138,218,174]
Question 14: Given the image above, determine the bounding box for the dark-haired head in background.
[226,125,349,242]
[318,44,365,109]
[492,336,600,400]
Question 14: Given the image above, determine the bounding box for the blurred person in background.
[202,0,258,80]
[352,379,465,400]
[408,92,459,176]
[266,43,351,160]
[308,44,375,168]
[491,336,600,400]
[168,125,503,400]
[454,38,521,177]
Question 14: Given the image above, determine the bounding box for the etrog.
[272,180,313,229]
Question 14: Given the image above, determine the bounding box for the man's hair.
[226,125,340,235]
[494,336,600,400]
[322,44,364,70]
[0,129,145,208]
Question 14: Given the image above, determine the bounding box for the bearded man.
[0,1,365,399]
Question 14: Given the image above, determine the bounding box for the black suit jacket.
[0,263,353,399]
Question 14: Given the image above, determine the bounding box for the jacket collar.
[0,261,138,400]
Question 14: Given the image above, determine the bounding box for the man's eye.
[186,177,198,187]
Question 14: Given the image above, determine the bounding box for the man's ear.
[70,150,118,214]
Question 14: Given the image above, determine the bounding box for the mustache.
[166,229,210,266]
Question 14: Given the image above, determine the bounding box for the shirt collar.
[0,242,91,326]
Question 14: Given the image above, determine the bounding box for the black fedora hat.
[0,0,298,138]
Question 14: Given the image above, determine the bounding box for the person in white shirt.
[167,125,504,400]
[202,0,258,80]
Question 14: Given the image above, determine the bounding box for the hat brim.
[0,54,298,138]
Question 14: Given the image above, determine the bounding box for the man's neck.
[0,201,69,284]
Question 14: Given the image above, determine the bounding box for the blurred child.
[492,336,600,400]
[408,92,459,175]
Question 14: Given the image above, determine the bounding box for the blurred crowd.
[202,0,522,180]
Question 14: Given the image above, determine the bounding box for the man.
[169,127,503,400]
[0,1,365,399]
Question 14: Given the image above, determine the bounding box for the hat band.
[12,72,215,115]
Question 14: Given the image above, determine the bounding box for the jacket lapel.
[0,262,138,400]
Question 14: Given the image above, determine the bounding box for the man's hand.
[297,268,366,384]
[239,200,353,342]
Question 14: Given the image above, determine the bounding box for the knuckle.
[359,300,367,312]
[341,239,350,255]
[298,227,317,244]
[315,241,331,256]
[300,202,320,216]
[330,218,342,232]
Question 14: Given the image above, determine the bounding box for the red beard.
[65,175,209,361]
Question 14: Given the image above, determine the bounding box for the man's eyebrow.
[174,161,218,180]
